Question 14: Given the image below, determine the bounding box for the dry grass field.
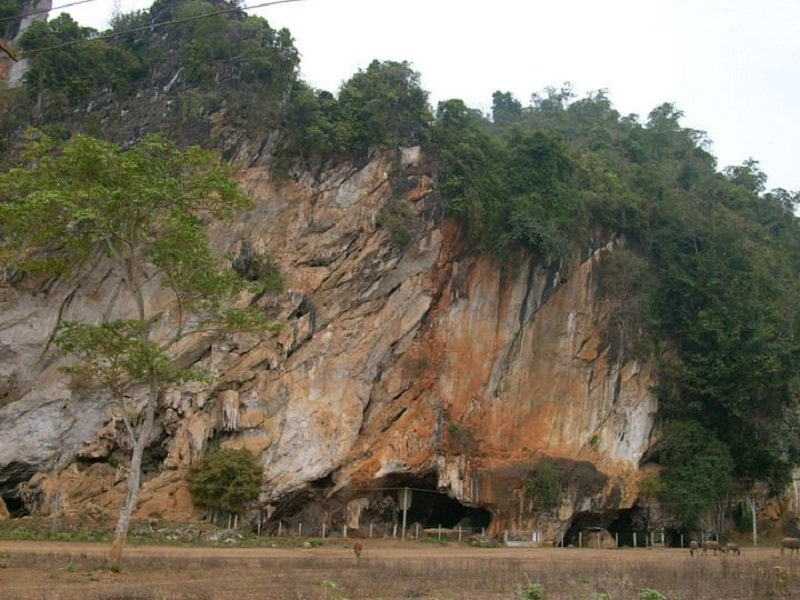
[0,538,798,599]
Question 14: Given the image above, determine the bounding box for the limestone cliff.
[0,144,658,539]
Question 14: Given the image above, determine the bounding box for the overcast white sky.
[54,0,800,192]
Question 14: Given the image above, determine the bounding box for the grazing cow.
[689,540,699,556]
[726,542,741,556]
[702,540,722,555]
[781,537,800,556]
[353,541,363,559]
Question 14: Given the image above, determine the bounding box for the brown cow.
[781,537,800,556]
[702,540,722,555]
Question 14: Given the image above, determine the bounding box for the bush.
[376,200,413,247]
[517,582,544,600]
[187,446,262,519]
[524,461,561,512]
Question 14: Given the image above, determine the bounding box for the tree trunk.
[746,496,758,546]
[108,390,158,563]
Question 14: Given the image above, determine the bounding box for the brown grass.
[1,540,799,599]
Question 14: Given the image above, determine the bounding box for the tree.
[724,158,767,195]
[491,90,522,125]
[658,421,735,529]
[19,14,145,116]
[0,131,269,561]
[187,446,262,526]
[337,59,431,158]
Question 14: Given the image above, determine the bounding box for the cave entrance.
[1,493,28,518]
[384,473,491,532]
[564,512,609,547]
[607,507,643,547]
[608,506,677,547]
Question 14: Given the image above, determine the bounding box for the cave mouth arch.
[380,472,491,532]
[1,493,27,518]
[607,506,686,548]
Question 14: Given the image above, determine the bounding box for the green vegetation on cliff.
[426,86,800,501]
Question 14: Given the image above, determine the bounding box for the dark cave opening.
[608,506,684,547]
[564,512,607,547]
[381,473,491,532]
[403,489,491,530]
[607,508,644,547]
[1,494,27,518]
[265,471,493,538]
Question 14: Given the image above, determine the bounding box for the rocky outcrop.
[0,0,51,88]
[0,148,658,538]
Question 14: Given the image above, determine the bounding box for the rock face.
[0,148,658,539]
[0,0,51,88]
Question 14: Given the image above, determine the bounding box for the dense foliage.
[19,14,145,113]
[188,446,262,518]
[657,421,735,527]
[278,59,430,170]
[13,0,299,131]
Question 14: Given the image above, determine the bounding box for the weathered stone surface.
[0,495,9,520]
[0,150,658,536]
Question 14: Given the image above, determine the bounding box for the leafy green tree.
[175,0,235,82]
[0,131,269,561]
[426,98,507,253]
[338,59,431,158]
[238,20,299,89]
[428,98,582,261]
[279,83,349,173]
[597,248,654,360]
[658,421,734,528]
[491,90,522,125]
[651,196,800,487]
[504,130,579,259]
[724,158,767,195]
[19,15,99,109]
[19,14,145,115]
[188,446,262,524]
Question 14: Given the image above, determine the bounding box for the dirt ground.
[0,539,797,599]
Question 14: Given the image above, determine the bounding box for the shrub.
[517,581,544,600]
[376,200,414,248]
[187,446,262,520]
[524,460,561,511]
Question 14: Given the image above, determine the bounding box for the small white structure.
[504,529,543,547]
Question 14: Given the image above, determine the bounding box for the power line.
[0,0,101,25]
[0,0,304,61]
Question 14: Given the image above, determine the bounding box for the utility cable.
[0,0,101,25]
[0,0,304,61]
